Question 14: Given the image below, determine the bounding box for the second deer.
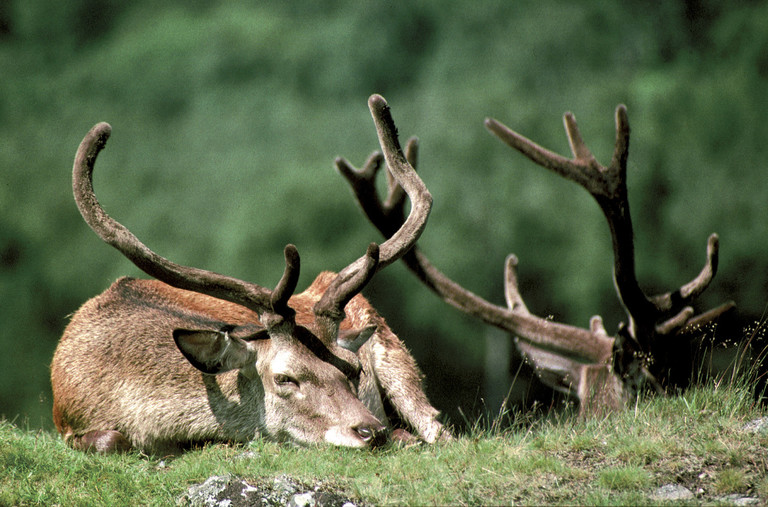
[338,100,735,416]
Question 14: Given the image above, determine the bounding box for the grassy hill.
[2,371,766,506]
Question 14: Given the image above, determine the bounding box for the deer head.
[51,95,439,453]
[338,101,735,416]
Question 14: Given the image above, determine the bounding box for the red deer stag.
[51,95,448,454]
[338,101,735,416]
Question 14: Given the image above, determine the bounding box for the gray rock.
[182,474,360,507]
[288,492,317,507]
[272,474,301,499]
[742,417,768,434]
[717,494,760,506]
[652,484,694,501]
[185,475,235,507]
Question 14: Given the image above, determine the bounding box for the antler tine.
[314,243,380,322]
[270,244,301,316]
[336,135,417,241]
[678,301,736,334]
[650,233,720,312]
[503,254,528,313]
[485,105,630,199]
[610,105,631,178]
[484,117,594,190]
[504,253,610,361]
[563,111,593,162]
[73,122,296,319]
[316,95,432,324]
[644,233,722,336]
[335,152,391,234]
[502,253,614,363]
[368,94,432,268]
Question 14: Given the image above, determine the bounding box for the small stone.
[181,474,360,507]
[289,492,317,507]
[273,474,301,495]
[185,475,231,507]
[742,417,768,434]
[240,483,259,501]
[652,484,694,501]
[717,494,760,506]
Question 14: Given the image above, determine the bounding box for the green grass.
[2,375,767,506]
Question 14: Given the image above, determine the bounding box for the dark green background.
[1,0,766,430]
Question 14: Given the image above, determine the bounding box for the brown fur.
[51,274,446,453]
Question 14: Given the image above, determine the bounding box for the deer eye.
[274,374,299,388]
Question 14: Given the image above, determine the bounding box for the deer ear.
[173,327,261,374]
[337,325,377,353]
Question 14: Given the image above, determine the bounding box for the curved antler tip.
[334,156,358,177]
[483,117,501,131]
[615,104,629,126]
[92,121,111,131]
[505,253,519,267]
[280,244,301,278]
[271,244,301,315]
[562,112,581,139]
[76,123,113,171]
[283,243,299,258]
[89,122,112,141]
[706,233,719,258]
[589,315,607,335]
[368,94,388,111]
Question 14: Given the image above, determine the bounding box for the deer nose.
[355,423,387,446]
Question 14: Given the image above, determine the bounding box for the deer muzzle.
[324,419,387,448]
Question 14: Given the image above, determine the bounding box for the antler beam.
[73,122,290,319]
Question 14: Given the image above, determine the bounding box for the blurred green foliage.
[1,0,766,429]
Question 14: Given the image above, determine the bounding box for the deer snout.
[324,418,386,448]
[354,422,387,447]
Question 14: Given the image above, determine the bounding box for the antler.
[313,95,431,341]
[485,107,723,343]
[74,94,431,342]
[337,130,610,362]
[484,108,733,355]
[315,95,432,323]
[73,122,295,321]
[338,102,734,415]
